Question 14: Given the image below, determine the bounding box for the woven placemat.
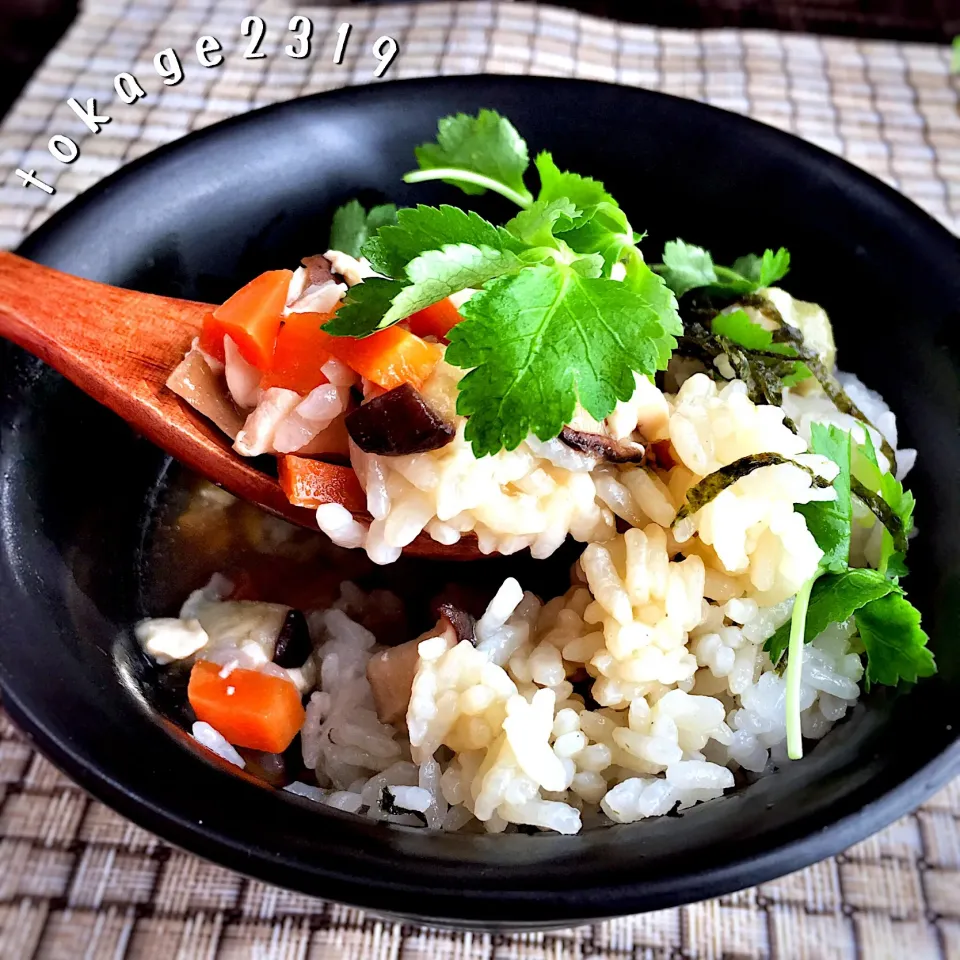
[1,2,959,956]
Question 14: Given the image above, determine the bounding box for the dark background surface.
[1,0,959,121]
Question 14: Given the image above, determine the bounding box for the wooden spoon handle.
[0,252,484,560]
[0,251,210,403]
[0,251,305,519]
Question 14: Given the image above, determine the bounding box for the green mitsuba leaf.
[408,110,534,205]
[534,152,620,226]
[362,205,522,279]
[381,244,525,327]
[621,258,682,368]
[655,240,791,299]
[852,432,915,576]
[321,277,406,338]
[329,200,399,259]
[445,264,673,457]
[710,310,811,386]
[570,253,605,278]
[765,568,899,663]
[531,153,634,274]
[658,240,718,298]
[504,198,579,249]
[732,248,791,288]
[797,423,852,574]
[855,592,935,688]
[712,310,796,355]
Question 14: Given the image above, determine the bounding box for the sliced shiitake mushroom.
[559,426,646,464]
[346,383,455,456]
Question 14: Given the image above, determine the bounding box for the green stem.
[402,168,533,209]
[785,572,819,760]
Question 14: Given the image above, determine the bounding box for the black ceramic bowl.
[2,76,959,930]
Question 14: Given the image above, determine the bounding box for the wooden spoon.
[0,252,482,560]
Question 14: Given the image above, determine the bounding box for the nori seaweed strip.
[850,478,909,554]
[380,786,428,825]
[675,333,799,432]
[673,453,832,524]
[738,293,785,327]
[760,319,898,467]
[677,301,897,468]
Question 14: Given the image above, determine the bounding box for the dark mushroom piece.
[366,605,475,724]
[435,602,476,646]
[346,383,455,456]
[273,609,312,668]
[559,426,646,464]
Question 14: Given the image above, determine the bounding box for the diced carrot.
[198,312,226,363]
[406,298,463,341]
[324,326,442,391]
[261,310,336,393]
[199,270,293,371]
[278,455,367,514]
[188,660,305,754]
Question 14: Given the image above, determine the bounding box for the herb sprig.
[324,110,681,457]
[654,239,791,299]
[321,111,934,749]
[763,423,932,758]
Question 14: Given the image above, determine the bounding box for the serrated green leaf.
[362,204,521,278]
[623,256,682,368]
[366,203,399,232]
[886,552,910,578]
[731,247,791,288]
[852,429,885,490]
[855,592,934,687]
[878,473,915,576]
[531,153,632,272]
[380,244,525,327]
[765,568,899,663]
[796,423,852,573]
[411,110,533,204]
[534,152,621,226]
[321,277,406,338]
[504,198,578,249]
[445,265,669,456]
[329,200,368,257]
[559,218,627,270]
[658,240,719,298]
[656,240,792,299]
[329,200,398,258]
[570,253,604,278]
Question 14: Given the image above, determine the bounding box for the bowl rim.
[6,73,960,928]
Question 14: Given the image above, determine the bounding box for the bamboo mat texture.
[1,2,960,957]
[547,0,960,43]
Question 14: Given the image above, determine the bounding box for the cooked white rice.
[140,299,912,833]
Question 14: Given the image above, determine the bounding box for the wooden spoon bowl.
[0,252,482,560]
